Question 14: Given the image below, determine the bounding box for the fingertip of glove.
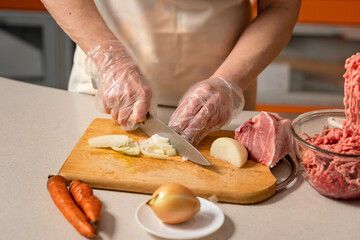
[120,122,139,131]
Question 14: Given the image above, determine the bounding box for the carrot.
[47,175,96,238]
[69,180,103,222]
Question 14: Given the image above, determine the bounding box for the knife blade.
[138,113,210,166]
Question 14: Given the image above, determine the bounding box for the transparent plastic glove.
[168,77,245,146]
[86,41,152,131]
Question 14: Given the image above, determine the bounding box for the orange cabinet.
[0,0,46,11]
[251,0,360,26]
[298,0,360,25]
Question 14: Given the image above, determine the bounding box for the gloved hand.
[168,77,245,146]
[86,41,152,130]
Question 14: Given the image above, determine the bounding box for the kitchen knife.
[139,113,210,166]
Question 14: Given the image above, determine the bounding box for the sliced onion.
[124,141,140,156]
[165,148,177,156]
[89,134,177,159]
[139,134,177,159]
[111,146,130,152]
[182,156,189,162]
[88,135,129,148]
[111,140,140,156]
[151,134,170,143]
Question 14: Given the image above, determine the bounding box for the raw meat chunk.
[235,112,292,167]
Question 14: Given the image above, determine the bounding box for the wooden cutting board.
[59,118,277,204]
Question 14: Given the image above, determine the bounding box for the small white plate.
[135,197,224,239]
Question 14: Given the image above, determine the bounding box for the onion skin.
[147,183,200,224]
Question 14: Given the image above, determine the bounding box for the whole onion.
[147,183,200,224]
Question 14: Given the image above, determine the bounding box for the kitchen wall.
[257,0,360,113]
[257,24,360,110]
[0,6,74,90]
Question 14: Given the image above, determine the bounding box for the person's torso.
[70,0,253,107]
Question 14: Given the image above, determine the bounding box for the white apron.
[68,0,256,109]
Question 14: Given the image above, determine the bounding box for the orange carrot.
[70,180,103,222]
[47,175,96,238]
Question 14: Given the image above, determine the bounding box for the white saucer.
[135,197,224,239]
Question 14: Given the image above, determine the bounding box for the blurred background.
[0,0,359,113]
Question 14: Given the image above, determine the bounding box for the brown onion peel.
[146,183,201,224]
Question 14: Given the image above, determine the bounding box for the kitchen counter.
[1,77,359,240]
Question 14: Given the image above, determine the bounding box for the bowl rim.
[290,109,360,158]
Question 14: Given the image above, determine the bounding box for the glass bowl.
[291,109,360,199]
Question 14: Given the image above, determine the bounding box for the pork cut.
[234,112,292,168]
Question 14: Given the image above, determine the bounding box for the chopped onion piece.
[154,149,165,155]
[139,134,177,159]
[111,146,130,152]
[151,134,170,143]
[89,133,177,159]
[110,139,140,156]
[88,135,129,148]
[328,117,344,129]
[124,141,140,156]
[165,148,177,156]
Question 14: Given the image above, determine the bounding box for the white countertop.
[1,77,359,240]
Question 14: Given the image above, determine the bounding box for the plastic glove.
[168,77,245,146]
[86,41,152,131]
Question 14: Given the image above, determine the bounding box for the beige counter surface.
[1,77,359,240]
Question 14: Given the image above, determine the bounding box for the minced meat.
[301,52,360,199]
